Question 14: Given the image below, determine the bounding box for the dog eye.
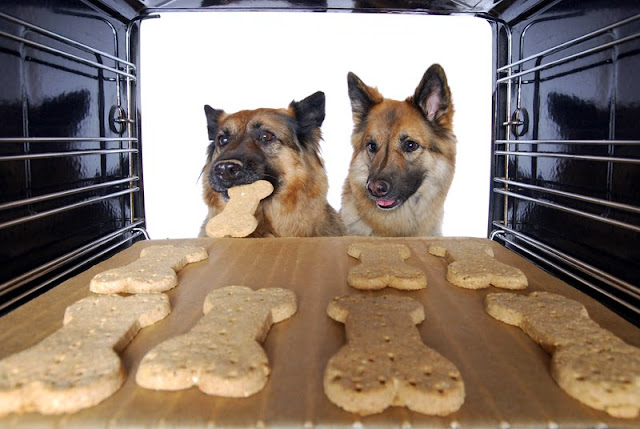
[217,135,229,147]
[403,140,420,153]
[367,141,378,153]
[259,130,275,143]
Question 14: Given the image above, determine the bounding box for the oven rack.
[491,225,640,318]
[0,10,146,313]
[0,223,146,314]
[490,10,640,320]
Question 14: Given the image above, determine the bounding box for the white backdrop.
[139,12,492,239]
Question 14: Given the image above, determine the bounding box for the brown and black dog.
[340,64,457,237]
[199,92,345,237]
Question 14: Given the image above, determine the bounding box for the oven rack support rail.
[490,10,640,321]
[0,10,147,313]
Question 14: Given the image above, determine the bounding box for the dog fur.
[199,91,345,237]
[340,64,456,237]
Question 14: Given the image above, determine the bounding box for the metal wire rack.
[491,10,640,320]
[0,10,146,313]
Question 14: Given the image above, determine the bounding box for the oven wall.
[0,0,144,313]
[490,0,640,320]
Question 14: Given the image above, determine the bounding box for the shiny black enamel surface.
[0,0,143,311]
[491,0,640,318]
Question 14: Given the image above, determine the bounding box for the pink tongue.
[377,199,396,207]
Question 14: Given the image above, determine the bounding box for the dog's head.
[202,91,326,203]
[347,64,456,211]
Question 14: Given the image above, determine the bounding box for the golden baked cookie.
[429,238,527,289]
[347,242,427,290]
[205,180,274,238]
[0,294,170,416]
[485,291,640,418]
[136,285,297,397]
[90,245,208,294]
[324,294,464,416]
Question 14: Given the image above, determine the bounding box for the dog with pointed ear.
[199,91,345,237]
[340,64,457,237]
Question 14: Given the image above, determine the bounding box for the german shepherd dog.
[199,91,345,237]
[340,64,456,236]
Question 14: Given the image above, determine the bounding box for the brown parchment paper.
[0,237,639,428]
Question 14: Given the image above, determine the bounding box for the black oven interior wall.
[489,0,640,323]
[0,0,145,314]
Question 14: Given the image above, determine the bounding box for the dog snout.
[213,160,243,183]
[367,179,390,198]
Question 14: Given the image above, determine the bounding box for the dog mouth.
[366,179,405,210]
[367,174,424,211]
[216,179,277,202]
[375,198,403,210]
[210,158,279,202]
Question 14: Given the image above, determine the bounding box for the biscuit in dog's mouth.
[220,184,275,202]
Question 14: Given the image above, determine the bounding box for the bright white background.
[140,11,492,239]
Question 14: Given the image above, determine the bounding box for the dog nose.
[368,179,390,197]
[213,161,242,182]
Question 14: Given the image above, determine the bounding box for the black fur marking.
[367,167,424,206]
[429,143,443,154]
[384,108,398,124]
[208,150,281,196]
[290,91,325,152]
[353,115,370,135]
[204,105,225,158]
[347,72,376,123]
[204,105,224,140]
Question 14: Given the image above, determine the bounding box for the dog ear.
[204,105,224,141]
[347,72,383,126]
[290,91,325,129]
[412,64,454,130]
[289,91,326,148]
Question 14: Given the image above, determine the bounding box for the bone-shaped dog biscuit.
[89,245,208,294]
[429,239,527,289]
[324,295,465,416]
[206,180,274,238]
[0,294,170,416]
[347,243,427,290]
[136,285,297,397]
[485,291,640,418]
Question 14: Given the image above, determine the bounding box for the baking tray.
[1,237,639,428]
